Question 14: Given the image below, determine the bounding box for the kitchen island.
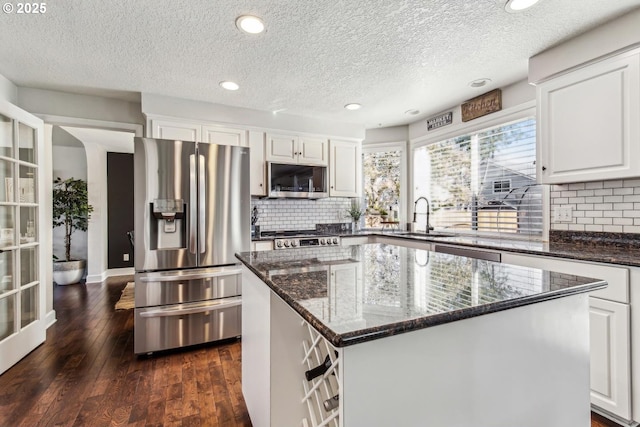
[236,243,606,427]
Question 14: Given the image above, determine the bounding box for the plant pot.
[53,259,86,286]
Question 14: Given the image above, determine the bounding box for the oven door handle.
[139,297,241,318]
[138,268,242,282]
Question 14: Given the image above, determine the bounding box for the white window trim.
[362,141,407,230]
[409,101,549,240]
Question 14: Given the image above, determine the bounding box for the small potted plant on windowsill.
[52,177,93,286]
[346,199,364,233]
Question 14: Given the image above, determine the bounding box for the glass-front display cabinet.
[0,112,39,342]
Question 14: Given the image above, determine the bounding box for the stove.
[261,229,342,250]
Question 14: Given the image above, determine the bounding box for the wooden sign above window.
[461,89,502,122]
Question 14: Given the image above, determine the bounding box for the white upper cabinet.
[149,118,201,141]
[249,131,266,196]
[147,117,248,147]
[536,48,640,184]
[266,133,328,165]
[202,125,247,147]
[330,139,361,197]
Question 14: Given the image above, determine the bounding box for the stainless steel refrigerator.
[133,137,249,354]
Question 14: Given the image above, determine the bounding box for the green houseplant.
[346,199,364,233]
[52,177,94,285]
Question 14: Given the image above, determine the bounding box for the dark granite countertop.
[342,230,640,268]
[236,243,605,347]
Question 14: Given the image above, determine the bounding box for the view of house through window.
[413,117,542,238]
[363,148,402,228]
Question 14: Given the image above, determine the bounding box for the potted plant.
[52,177,93,285]
[346,199,364,233]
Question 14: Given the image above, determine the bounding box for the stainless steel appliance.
[133,137,249,354]
[261,230,341,250]
[267,162,328,198]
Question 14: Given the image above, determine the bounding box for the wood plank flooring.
[0,275,625,426]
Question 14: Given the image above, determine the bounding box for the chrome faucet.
[413,197,434,233]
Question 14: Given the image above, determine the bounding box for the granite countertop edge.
[235,252,606,348]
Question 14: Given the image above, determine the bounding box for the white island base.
[242,265,592,427]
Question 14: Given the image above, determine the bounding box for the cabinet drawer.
[501,253,628,303]
[135,267,242,306]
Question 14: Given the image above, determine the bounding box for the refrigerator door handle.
[199,154,206,254]
[189,154,197,254]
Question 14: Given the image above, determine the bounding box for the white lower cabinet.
[589,297,631,419]
[501,252,632,423]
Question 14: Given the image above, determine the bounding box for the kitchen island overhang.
[237,243,606,427]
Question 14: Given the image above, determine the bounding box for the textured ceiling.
[1,0,639,128]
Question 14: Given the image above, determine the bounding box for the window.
[362,144,405,229]
[493,179,511,193]
[413,117,542,238]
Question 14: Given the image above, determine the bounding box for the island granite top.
[236,243,606,347]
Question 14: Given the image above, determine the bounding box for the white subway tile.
[568,183,585,190]
[576,218,593,225]
[623,179,640,187]
[550,191,562,198]
[561,191,577,198]
[593,203,613,210]
[603,196,623,203]
[568,224,585,231]
[623,210,640,218]
[585,196,603,203]
[585,211,604,218]
[593,218,613,225]
[603,225,624,233]
[553,197,569,204]
[572,211,585,218]
[593,189,613,196]
[603,210,623,218]
[623,225,640,233]
[576,190,595,197]
[585,225,603,232]
[568,197,585,204]
[613,203,634,210]
[624,195,640,202]
[613,218,634,225]
[551,223,569,231]
[604,180,624,189]
[576,204,594,211]
[613,187,634,195]
[585,181,604,190]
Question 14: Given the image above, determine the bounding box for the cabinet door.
[265,133,298,163]
[202,125,247,147]
[330,140,361,197]
[298,137,328,166]
[589,297,631,420]
[537,49,640,183]
[249,131,266,196]
[149,119,201,141]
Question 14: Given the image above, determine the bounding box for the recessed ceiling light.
[504,0,541,12]
[469,78,491,88]
[405,109,420,115]
[344,103,361,110]
[236,15,265,34]
[220,81,240,91]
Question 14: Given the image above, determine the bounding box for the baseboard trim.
[107,267,135,278]
[591,405,638,427]
[45,310,57,329]
[85,272,107,283]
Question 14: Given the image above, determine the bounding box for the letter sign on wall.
[461,89,502,122]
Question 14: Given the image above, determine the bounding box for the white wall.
[52,129,88,261]
[17,87,144,125]
[529,7,640,83]
[0,74,17,104]
[142,93,365,140]
[408,79,535,142]
[363,125,408,145]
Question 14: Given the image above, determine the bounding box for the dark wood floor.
[0,275,624,427]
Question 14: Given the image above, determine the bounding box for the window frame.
[361,141,407,230]
[409,102,549,240]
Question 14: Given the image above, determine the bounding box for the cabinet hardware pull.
[541,166,547,171]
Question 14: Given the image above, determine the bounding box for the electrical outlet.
[123,253,130,261]
[554,206,573,222]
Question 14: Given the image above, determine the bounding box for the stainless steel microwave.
[267,162,328,199]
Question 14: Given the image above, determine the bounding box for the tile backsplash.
[251,198,353,231]
[550,178,640,233]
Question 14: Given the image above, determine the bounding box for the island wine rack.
[301,320,341,427]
